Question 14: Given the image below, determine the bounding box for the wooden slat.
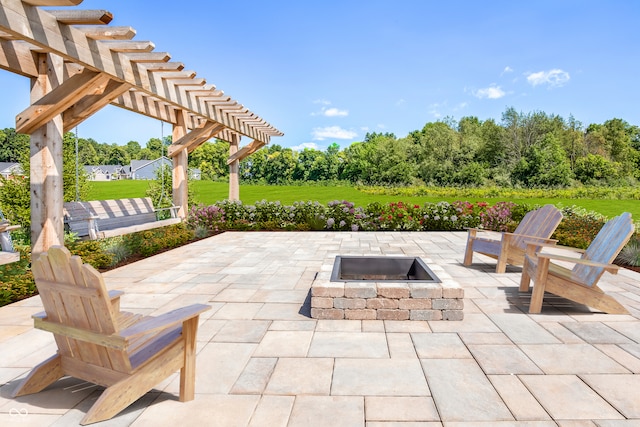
[63,78,131,131]
[76,26,136,40]
[47,9,113,25]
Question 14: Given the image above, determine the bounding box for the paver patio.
[1,231,639,426]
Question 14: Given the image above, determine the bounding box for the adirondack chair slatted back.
[31,247,132,372]
[574,212,634,287]
[511,204,563,249]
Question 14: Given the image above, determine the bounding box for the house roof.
[0,162,20,173]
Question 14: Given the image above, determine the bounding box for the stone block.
[442,310,464,321]
[311,308,344,320]
[334,298,366,309]
[367,298,399,309]
[398,298,432,310]
[345,309,377,320]
[432,298,464,310]
[311,297,334,309]
[377,284,410,299]
[410,310,443,321]
[410,283,442,299]
[344,282,377,298]
[377,309,410,321]
[312,283,344,298]
[441,281,464,299]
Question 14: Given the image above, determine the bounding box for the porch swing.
[63,124,182,240]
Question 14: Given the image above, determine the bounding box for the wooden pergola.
[0,0,283,255]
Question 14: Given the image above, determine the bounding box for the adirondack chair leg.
[528,257,550,314]
[81,340,185,425]
[496,234,512,273]
[179,317,199,402]
[12,354,63,397]
[463,230,476,266]
[519,265,531,292]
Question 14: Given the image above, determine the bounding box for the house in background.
[128,157,201,180]
[84,165,127,181]
[129,157,172,180]
[0,162,22,178]
[188,168,201,180]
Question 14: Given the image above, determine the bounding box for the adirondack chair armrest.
[109,290,124,311]
[119,303,211,340]
[504,232,558,243]
[524,241,586,253]
[536,252,620,274]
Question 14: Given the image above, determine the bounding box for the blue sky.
[1,0,639,151]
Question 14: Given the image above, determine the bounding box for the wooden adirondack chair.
[463,204,563,273]
[519,212,634,314]
[11,246,210,425]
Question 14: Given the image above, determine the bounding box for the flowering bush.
[480,201,517,231]
[325,200,369,231]
[552,206,607,248]
[187,204,226,231]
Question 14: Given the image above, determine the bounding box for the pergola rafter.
[0,0,283,254]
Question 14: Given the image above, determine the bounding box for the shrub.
[480,201,517,232]
[325,200,369,231]
[552,206,607,248]
[122,224,193,257]
[0,245,35,306]
[67,240,114,269]
[187,204,226,231]
[618,237,640,267]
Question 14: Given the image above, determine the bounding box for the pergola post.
[228,133,240,201]
[172,111,189,219]
[30,53,65,256]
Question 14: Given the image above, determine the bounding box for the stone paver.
[520,375,624,420]
[1,231,639,426]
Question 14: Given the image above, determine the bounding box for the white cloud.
[502,66,514,74]
[290,142,320,151]
[312,126,358,141]
[473,85,506,99]
[313,99,331,105]
[323,107,348,117]
[428,103,443,118]
[526,69,570,87]
[396,99,406,106]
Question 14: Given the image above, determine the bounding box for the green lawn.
[88,181,639,220]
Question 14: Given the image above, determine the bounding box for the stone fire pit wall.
[311,281,464,321]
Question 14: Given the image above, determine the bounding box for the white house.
[84,165,127,181]
[0,162,22,178]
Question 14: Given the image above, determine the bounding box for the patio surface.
[1,231,640,426]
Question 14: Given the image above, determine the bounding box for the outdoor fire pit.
[311,255,464,321]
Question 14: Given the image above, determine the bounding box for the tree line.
[1,106,639,187]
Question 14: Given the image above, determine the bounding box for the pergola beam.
[167,121,225,157]
[16,69,111,134]
[227,139,265,164]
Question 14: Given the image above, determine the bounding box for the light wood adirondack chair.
[519,212,634,314]
[11,246,210,425]
[463,204,563,273]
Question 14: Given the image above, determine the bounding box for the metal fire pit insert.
[311,255,464,321]
[331,256,441,283]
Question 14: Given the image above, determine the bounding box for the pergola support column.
[228,133,240,201]
[172,110,189,219]
[30,53,65,256]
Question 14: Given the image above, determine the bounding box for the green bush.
[0,245,35,306]
[552,206,607,249]
[122,224,193,257]
[67,240,115,269]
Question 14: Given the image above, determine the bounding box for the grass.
[87,181,640,220]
